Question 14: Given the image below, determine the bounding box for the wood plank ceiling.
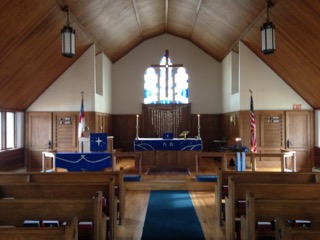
[0,0,319,110]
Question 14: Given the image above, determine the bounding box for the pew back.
[0,191,103,240]
[0,181,115,240]
[275,217,320,240]
[0,169,125,225]
[245,192,320,240]
[226,178,320,240]
[216,168,319,225]
[0,216,78,240]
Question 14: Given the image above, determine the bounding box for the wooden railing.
[195,150,297,174]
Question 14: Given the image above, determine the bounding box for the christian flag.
[250,91,257,153]
[78,94,85,139]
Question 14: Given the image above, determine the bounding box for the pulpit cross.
[151,49,183,97]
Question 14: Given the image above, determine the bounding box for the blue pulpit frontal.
[162,132,173,139]
[90,133,107,152]
[55,152,112,171]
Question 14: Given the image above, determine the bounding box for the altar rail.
[195,150,296,174]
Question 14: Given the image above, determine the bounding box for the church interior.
[1,1,320,239]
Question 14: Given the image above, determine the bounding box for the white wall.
[112,34,221,114]
[95,53,112,113]
[221,51,240,113]
[239,42,311,111]
[27,45,96,112]
[27,38,312,115]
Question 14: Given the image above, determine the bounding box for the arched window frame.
[144,54,188,104]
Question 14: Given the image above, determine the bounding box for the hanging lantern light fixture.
[261,0,275,54]
[61,6,75,58]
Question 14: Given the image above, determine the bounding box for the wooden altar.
[134,138,202,170]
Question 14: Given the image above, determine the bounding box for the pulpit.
[42,133,113,172]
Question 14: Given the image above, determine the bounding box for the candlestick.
[136,115,139,128]
[136,115,139,139]
[197,114,201,139]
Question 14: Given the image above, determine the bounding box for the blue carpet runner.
[141,190,205,240]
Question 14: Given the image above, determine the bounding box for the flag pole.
[250,89,257,153]
[79,91,85,152]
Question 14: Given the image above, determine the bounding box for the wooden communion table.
[134,138,202,170]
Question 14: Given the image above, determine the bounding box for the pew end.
[240,215,246,240]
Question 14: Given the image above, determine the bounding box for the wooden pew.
[0,191,104,240]
[216,169,318,225]
[0,181,116,240]
[30,170,125,226]
[275,216,320,240]
[0,216,78,240]
[0,168,126,226]
[242,192,320,240]
[225,177,320,240]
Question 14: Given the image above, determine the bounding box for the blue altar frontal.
[55,152,112,171]
[134,138,202,151]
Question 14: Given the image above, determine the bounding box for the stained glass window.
[144,54,188,104]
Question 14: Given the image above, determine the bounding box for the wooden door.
[285,110,312,172]
[26,112,52,171]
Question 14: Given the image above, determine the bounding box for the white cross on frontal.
[95,137,103,146]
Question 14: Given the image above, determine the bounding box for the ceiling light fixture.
[61,6,75,58]
[261,0,275,54]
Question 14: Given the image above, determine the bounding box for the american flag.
[250,93,257,153]
[78,94,85,139]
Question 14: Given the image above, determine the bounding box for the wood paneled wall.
[112,115,136,151]
[111,113,221,152]
[52,111,112,152]
[221,110,314,171]
[11,109,315,171]
[0,148,24,171]
[314,147,320,167]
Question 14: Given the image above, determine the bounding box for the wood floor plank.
[116,190,226,239]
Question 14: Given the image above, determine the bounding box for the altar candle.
[197,114,200,127]
[136,115,139,128]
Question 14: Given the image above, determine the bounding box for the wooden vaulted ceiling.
[0,0,320,111]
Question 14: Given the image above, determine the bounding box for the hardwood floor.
[115,158,227,240]
[116,190,226,240]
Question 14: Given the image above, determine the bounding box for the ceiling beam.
[190,0,203,38]
[132,0,143,36]
[165,0,168,31]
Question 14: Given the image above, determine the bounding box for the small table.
[112,152,142,175]
[42,151,56,172]
[195,152,228,175]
